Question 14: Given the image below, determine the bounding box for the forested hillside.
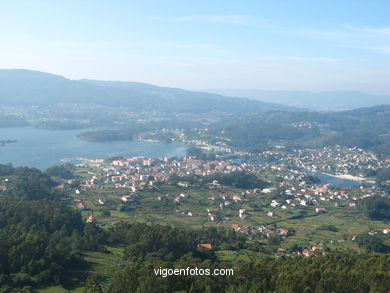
[211,105,390,155]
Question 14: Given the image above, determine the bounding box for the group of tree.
[169,170,270,189]
[0,199,86,289]
[0,165,104,291]
[355,233,389,253]
[77,129,134,142]
[44,164,75,179]
[360,196,390,221]
[107,252,390,293]
[186,146,216,161]
[104,222,248,263]
[205,171,270,189]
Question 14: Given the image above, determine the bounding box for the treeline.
[2,162,77,180]
[169,171,270,189]
[107,252,390,293]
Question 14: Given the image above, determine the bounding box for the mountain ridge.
[0,69,300,114]
[205,88,390,111]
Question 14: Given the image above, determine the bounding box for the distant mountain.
[206,89,390,111]
[0,69,300,114]
[209,105,390,155]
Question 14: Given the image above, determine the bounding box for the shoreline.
[312,170,375,184]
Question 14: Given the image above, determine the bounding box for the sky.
[0,0,389,94]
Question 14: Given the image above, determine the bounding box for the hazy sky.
[0,0,389,94]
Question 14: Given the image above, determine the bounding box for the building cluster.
[71,154,386,219]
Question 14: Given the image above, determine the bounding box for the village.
[49,148,390,256]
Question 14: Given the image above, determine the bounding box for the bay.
[0,127,187,169]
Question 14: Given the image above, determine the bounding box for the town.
[49,145,390,256]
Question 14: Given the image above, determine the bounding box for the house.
[267,211,274,217]
[232,195,242,202]
[86,215,97,223]
[208,213,218,221]
[277,248,286,253]
[383,229,390,234]
[76,203,85,210]
[157,195,166,201]
[311,246,320,252]
[130,186,138,192]
[197,243,212,250]
[270,200,279,208]
[98,199,105,205]
[177,181,190,188]
[238,226,249,233]
[212,180,220,186]
[0,186,7,192]
[121,194,135,202]
[315,208,327,214]
[239,209,247,219]
[279,229,289,236]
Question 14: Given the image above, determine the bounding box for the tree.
[355,234,387,253]
[85,274,104,293]
[45,165,74,179]
[186,146,208,160]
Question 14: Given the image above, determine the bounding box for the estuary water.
[306,170,373,188]
[0,127,187,169]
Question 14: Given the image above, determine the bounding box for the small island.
[77,129,135,142]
